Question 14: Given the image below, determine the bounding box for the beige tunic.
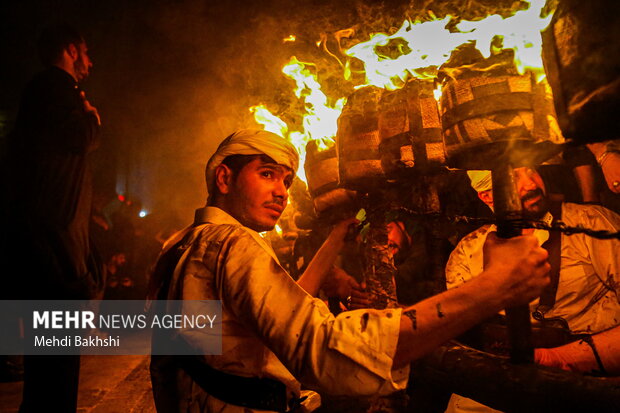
[445,203,620,413]
[154,206,409,412]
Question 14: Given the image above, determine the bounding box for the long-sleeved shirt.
[445,202,620,413]
[5,66,101,299]
[150,206,409,412]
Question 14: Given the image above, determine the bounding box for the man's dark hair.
[221,154,264,177]
[37,24,84,66]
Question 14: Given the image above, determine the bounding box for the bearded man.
[5,23,102,412]
[445,167,620,413]
[149,130,550,412]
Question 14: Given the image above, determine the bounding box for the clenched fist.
[482,232,550,308]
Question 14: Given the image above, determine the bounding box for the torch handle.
[492,166,534,364]
[504,306,534,364]
[498,220,534,364]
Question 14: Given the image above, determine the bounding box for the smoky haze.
[1,0,521,227]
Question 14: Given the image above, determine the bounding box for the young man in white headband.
[149,130,550,412]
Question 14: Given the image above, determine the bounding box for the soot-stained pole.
[491,162,534,364]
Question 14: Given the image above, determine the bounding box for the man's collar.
[194,206,243,227]
[47,66,78,86]
[50,64,78,83]
[194,206,281,263]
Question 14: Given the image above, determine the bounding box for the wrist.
[580,335,607,375]
[324,234,345,250]
[463,271,506,314]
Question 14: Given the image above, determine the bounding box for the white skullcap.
[467,170,492,193]
[205,129,299,195]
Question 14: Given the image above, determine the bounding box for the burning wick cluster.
[251,0,552,179]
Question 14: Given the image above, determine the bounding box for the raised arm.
[297,218,358,296]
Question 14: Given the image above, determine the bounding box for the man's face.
[514,167,548,219]
[479,167,548,219]
[387,221,411,264]
[226,158,294,232]
[73,42,92,82]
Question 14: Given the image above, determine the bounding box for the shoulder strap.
[534,201,562,318]
[148,225,200,301]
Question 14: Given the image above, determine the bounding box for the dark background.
[0,0,522,226]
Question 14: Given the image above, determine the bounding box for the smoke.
[3,0,529,229]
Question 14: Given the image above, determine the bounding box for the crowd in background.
[90,192,180,301]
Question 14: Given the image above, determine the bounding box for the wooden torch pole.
[491,163,534,364]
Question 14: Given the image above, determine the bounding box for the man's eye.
[261,171,274,178]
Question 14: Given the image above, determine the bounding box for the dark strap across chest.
[149,226,298,412]
[533,201,562,320]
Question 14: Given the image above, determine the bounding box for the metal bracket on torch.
[491,163,534,364]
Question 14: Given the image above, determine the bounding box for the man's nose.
[273,179,289,200]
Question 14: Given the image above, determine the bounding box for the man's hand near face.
[81,91,101,126]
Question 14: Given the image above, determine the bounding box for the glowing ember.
[283,35,296,43]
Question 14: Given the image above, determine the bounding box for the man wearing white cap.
[445,167,620,413]
[149,130,550,412]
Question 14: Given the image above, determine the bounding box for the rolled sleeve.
[329,308,409,393]
[220,229,409,396]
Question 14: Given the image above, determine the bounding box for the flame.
[283,35,296,43]
[344,0,551,88]
[250,105,288,138]
[456,0,551,79]
[252,57,344,182]
[282,57,345,143]
[433,84,443,103]
[346,17,462,89]
[251,0,552,183]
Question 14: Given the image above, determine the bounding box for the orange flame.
[251,57,344,182]
[252,0,552,181]
[345,0,551,89]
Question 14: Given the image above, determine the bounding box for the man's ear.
[478,190,494,207]
[66,43,78,61]
[214,164,233,195]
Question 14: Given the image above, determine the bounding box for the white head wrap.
[467,170,492,193]
[205,129,299,196]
